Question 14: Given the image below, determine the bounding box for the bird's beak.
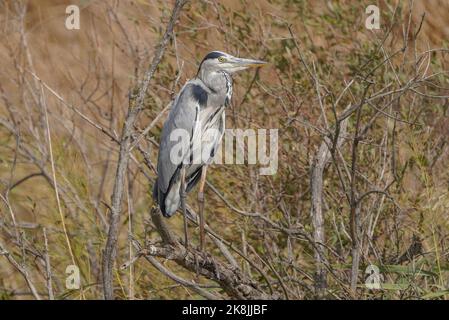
[231,57,268,68]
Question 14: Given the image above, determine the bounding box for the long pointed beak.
[231,57,268,68]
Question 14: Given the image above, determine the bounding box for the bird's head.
[198,51,267,75]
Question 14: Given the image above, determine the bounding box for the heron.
[153,51,267,250]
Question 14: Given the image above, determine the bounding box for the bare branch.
[102,0,189,300]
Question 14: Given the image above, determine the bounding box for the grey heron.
[153,51,267,250]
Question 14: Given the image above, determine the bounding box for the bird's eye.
[218,56,226,63]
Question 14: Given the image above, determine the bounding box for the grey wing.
[153,82,207,216]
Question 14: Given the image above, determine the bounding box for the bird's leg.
[198,165,208,251]
[180,166,189,249]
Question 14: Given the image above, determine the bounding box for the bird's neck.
[198,70,228,92]
[198,70,233,106]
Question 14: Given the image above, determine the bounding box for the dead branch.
[102,0,188,300]
[310,118,348,297]
[0,241,41,300]
[134,240,279,300]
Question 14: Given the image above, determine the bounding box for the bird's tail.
[152,179,180,218]
[153,166,203,218]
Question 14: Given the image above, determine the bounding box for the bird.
[153,51,267,250]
